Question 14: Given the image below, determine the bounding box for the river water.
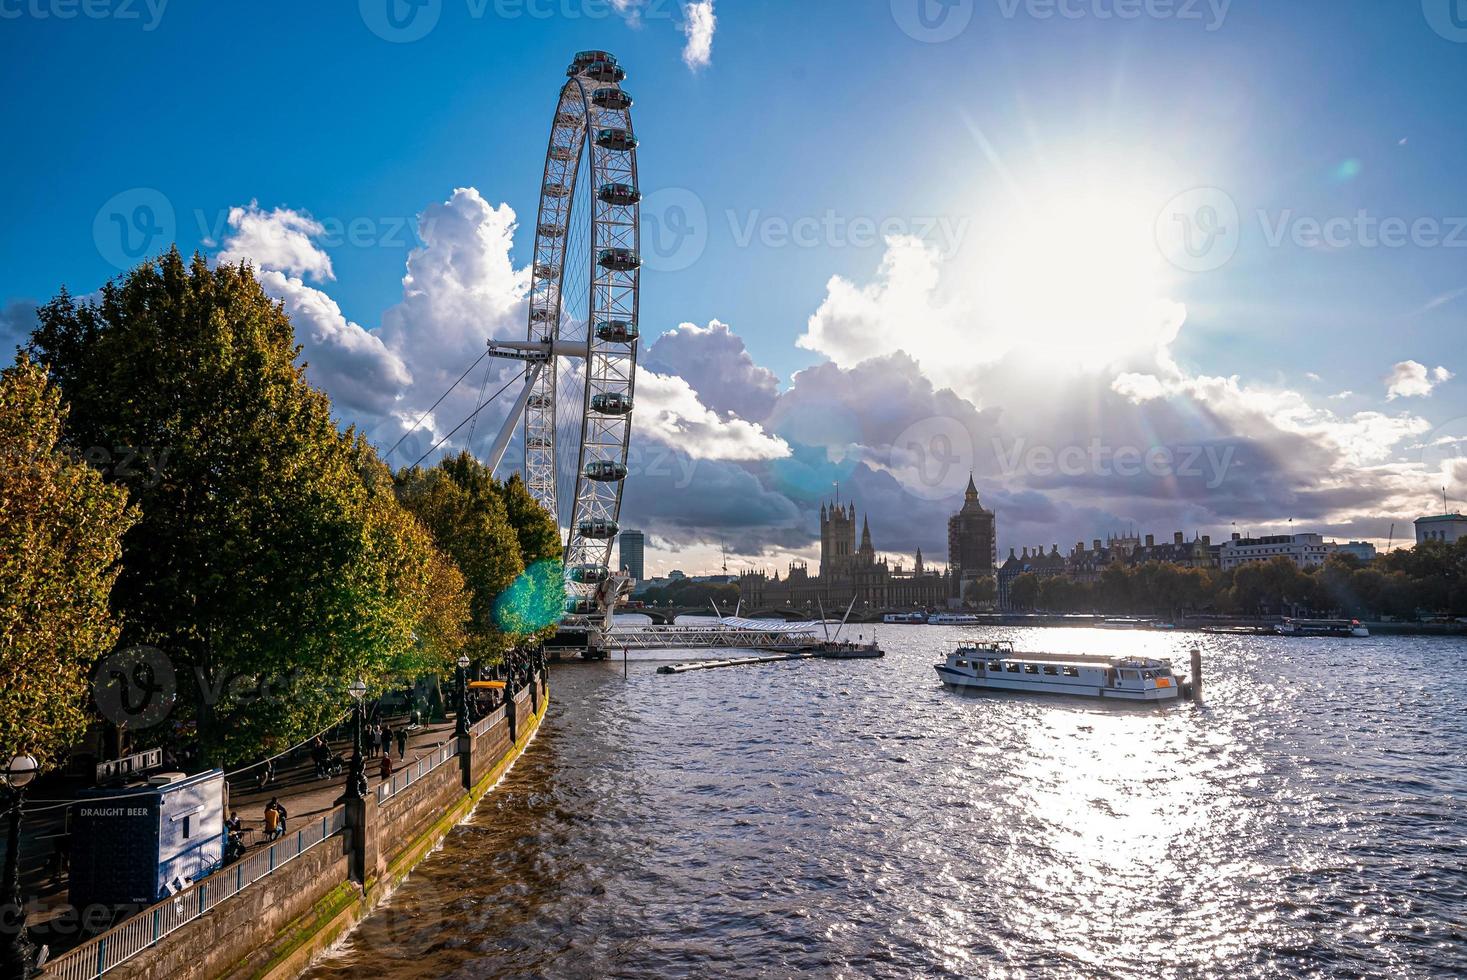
[305,627,1466,978]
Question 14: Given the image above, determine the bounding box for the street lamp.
[2,752,40,980]
[455,655,471,739]
[346,679,367,801]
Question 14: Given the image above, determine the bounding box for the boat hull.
[934,665,1181,702]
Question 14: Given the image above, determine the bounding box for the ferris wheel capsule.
[595,128,638,152]
[568,563,612,584]
[598,248,641,272]
[591,392,633,416]
[578,518,619,539]
[598,183,641,206]
[595,320,639,343]
[584,460,628,482]
[583,61,626,83]
[592,87,633,110]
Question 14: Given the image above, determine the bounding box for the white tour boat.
[927,612,982,625]
[1276,617,1369,638]
[935,641,1184,702]
[882,612,927,624]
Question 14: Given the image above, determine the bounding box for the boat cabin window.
[1062,666,1079,677]
[988,662,1001,670]
[1142,670,1154,679]
[1042,665,1058,675]
[1024,664,1039,674]
[956,660,967,668]
[1006,663,1021,673]
[1121,669,1140,680]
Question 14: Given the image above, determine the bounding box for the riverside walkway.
[17,715,461,963]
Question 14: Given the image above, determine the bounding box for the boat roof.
[954,645,1172,668]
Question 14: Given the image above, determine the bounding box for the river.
[304,627,1466,978]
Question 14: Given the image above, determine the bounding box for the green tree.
[27,252,449,763]
[0,355,136,768]
[396,452,553,660]
[1008,572,1040,611]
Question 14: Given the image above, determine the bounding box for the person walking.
[263,798,287,841]
[380,724,393,758]
[379,753,393,784]
[396,727,407,759]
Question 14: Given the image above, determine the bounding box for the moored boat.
[935,641,1183,702]
[882,612,927,624]
[927,612,981,625]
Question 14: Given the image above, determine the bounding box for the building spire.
[860,515,873,553]
[965,472,978,501]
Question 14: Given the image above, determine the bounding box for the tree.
[0,355,136,769]
[1009,573,1040,611]
[27,251,453,763]
[396,452,555,660]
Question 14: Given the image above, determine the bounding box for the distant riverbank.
[852,613,1467,637]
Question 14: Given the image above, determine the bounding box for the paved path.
[15,715,463,956]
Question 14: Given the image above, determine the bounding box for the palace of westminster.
[737,476,998,611]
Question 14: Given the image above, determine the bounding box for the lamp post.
[346,679,367,801]
[2,752,40,980]
[455,655,471,739]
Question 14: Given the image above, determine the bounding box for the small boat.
[935,641,1183,702]
[882,612,927,624]
[1199,625,1276,636]
[1276,618,1369,638]
[927,613,981,625]
[1097,617,1153,630]
[813,639,884,659]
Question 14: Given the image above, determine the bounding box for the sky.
[3,0,1466,577]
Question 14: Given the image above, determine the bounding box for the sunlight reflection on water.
[305,626,1467,979]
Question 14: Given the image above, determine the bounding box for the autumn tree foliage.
[0,355,135,769]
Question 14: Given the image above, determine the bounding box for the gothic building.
[738,498,952,612]
[947,475,997,604]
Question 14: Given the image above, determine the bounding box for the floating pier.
[657,652,819,673]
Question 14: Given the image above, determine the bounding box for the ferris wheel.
[483,50,641,619]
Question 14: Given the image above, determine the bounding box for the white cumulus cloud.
[635,367,788,461]
[1385,360,1454,400]
[681,1,716,71]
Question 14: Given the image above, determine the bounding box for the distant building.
[618,529,645,581]
[1414,513,1467,545]
[738,497,951,612]
[1218,532,1335,571]
[1336,540,1379,563]
[947,475,997,605]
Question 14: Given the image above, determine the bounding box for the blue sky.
[3,0,1466,573]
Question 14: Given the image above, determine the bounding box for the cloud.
[681,1,716,70]
[635,367,789,461]
[0,300,38,361]
[643,319,780,422]
[1385,360,1454,400]
[217,203,335,283]
[216,204,410,415]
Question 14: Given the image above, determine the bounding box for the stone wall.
[45,677,550,980]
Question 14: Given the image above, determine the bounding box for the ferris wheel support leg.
[485,362,545,477]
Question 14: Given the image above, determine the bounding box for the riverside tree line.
[1005,545,1467,620]
[0,250,564,776]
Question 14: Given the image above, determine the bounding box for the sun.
[973,170,1187,368]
